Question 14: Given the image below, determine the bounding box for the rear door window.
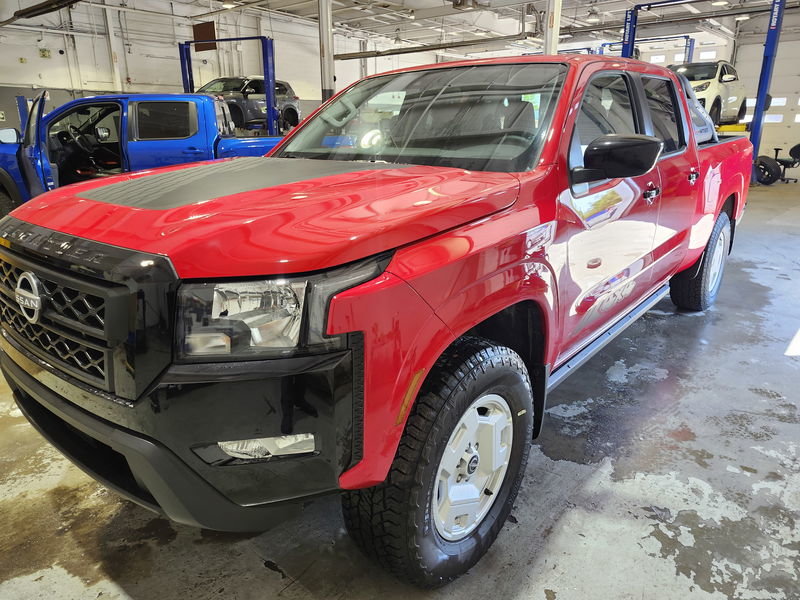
[135,102,198,140]
[641,77,684,154]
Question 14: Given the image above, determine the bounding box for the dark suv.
[198,76,301,132]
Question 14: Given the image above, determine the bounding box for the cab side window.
[642,77,684,154]
[248,79,266,94]
[569,74,638,190]
[136,102,197,140]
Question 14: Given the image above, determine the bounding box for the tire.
[708,99,721,125]
[669,211,731,311]
[736,99,747,123]
[342,337,533,588]
[755,156,781,185]
[229,105,244,129]
[280,109,299,134]
[0,188,16,217]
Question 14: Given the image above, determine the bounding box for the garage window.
[642,77,684,154]
[136,102,198,140]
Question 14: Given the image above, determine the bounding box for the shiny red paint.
[10,162,518,278]
[8,55,753,490]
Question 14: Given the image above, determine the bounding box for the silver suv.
[198,76,301,133]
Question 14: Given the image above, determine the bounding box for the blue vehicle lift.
[601,35,695,62]
[620,0,698,59]
[178,35,279,136]
[749,0,785,174]
[619,0,786,179]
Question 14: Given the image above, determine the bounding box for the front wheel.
[342,337,533,588]
[669,211,731,311]
[708,99,722,125]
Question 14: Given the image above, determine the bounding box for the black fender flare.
[0,168,23,206]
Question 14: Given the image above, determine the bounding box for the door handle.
[182,147,204,155]
[688,170,699,184]
[643,187,660,203]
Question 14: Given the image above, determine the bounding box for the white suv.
[668,61,747,125]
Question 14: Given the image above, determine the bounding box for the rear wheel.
[670,211,731,311]
[755,156,781,185]
[342,337,533,588]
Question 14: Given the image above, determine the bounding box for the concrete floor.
[1,185,799,600]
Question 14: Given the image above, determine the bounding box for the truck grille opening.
[0,252,119,391]
[0,259,107,334]
[1,302,106,379]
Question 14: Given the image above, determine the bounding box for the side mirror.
[572,134,663,184]
[0,128,21,144]
[95,126,111,141]
[243,87,256,95]
[721,74,737,83]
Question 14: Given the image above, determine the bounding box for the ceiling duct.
[0,0,79,27]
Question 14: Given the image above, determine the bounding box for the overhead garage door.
[736,39,800,156]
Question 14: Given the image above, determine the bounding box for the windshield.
[198,78,245,93]
[668,63,718,82]
[275,63,567,172]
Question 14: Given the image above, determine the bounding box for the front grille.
[0,302,107,382]
[0,259,106,334]
[0,250,120,391]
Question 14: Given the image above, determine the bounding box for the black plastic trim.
[160,350,349,384]
[3,351,303,532]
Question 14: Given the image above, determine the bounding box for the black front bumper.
[2,332,363,532]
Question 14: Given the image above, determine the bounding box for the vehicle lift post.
[178,36,279,136]
[749,0,785,179]
[620,0,700,59]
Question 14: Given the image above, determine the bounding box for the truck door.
[127,100,212,171]
[639,75,702,282]
[20,91,55,196]
[557,71,661,363]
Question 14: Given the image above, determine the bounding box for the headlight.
[177,255,389,361]
[693,81,710,92]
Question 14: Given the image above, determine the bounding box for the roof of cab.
[73,93,218,102]
[372,53,646,78]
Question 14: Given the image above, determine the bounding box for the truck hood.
[10,157,519,278]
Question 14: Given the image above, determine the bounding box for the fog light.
[218,433,315,460]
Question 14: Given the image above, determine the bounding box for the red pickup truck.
[0,55,751,587]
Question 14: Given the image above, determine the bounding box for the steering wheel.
[67,125,94,154]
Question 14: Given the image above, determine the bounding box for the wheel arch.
[0,167,23,206]
[719,193,736,251]
[459,300,549,438]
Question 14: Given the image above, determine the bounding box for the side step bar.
[547,284,670,392]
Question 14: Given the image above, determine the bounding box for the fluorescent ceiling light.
[734,14,750,20]
[711,0,728,5]
[221,2,237,7]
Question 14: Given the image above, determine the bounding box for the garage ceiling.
[0,0,792,54]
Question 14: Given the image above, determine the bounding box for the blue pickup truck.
[0,91,282,214]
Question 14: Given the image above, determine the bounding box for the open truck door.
[20,91,55,197]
